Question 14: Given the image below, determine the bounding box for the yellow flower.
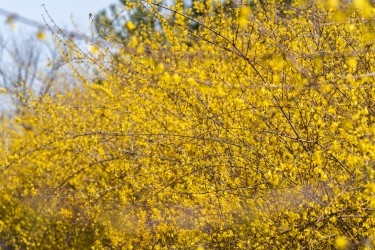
[89,45,99,54]
[37,30,46,40]
[238,6,251,27]
[126,21,136,31]
[335,236,349,249]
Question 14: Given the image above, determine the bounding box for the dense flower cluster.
[0,0,374,249]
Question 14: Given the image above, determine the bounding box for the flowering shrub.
[0,0,374,249]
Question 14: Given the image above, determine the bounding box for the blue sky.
[0,1,118,113]
[0,0,117,31]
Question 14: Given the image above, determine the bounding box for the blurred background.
[0,1,117,115]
